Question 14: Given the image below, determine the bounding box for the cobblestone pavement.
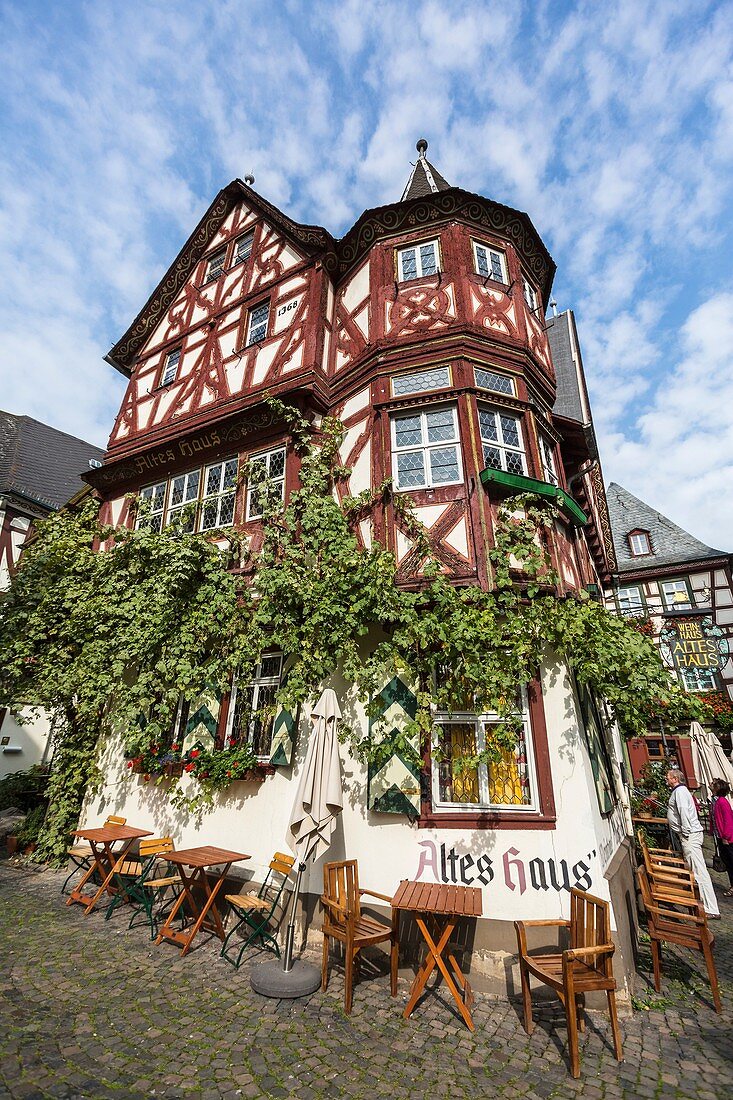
[1,860,732,1100]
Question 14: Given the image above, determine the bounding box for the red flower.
[126,760,133,769]
[226,770,232,778]
[143,773,151,782]
[172,743,181,752]
[185,762,196,773]
[190,749,200,759]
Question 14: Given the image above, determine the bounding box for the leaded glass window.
[680,667,718,692]
[199,458,238,531]
[165,470,200,530]
[234,231,254,265]
[473,242,507,283]
[523,277,539,312]
[247,301,270,345]
[246,447,286,519]
[479,408,526,475]
[432,705,535,810]
[397,239,439,281]
[392,366,450,397]
[474,368,514,396]
[392,406,462,490]
[137,481,167,532]
[160,348,181,387]
[539,435,558,486]
[226,653,284,758]
[205,248,226,284]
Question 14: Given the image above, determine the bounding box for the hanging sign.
[659,614,729,672]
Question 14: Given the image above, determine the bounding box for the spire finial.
[416,138,428,157]
[244,173,255,186]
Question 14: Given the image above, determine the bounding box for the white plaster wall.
[83,650,629,932]
[0,707,53,779]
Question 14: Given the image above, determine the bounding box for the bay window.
[391,406,462,490]
[479,407,526,475]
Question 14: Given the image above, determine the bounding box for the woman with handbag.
[710,778,733,897]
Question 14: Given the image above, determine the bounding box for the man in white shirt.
[666,768,720,918]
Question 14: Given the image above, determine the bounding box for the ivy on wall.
[0,403,705,861]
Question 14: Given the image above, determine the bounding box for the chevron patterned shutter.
[367,671,421,816]
[183,687,223,751]
[268,656,296,766]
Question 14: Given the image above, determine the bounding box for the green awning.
[479,467,588,526]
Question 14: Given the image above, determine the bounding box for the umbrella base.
[250,959,321,999]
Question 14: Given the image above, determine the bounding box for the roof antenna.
[244,174,255,186]
[416,138,428,157]
[549,296,558,317]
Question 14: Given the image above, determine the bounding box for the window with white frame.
[246,447,286,519]
[160,348,181,387]
[205,248,226,284]
[616,585,645,616]
[137,481,167,532]
[479,407,526,475]
[473,241,508,283]
[165,470,201,530]
[397,239,439,281]
[200,458,239,531]
[539,435,559,486]
[233,230,254,265]
[628,531,651,556]
[432,702,535,810]
[661,579,693,611]
[247,301,270,345]
[522,277,539,313]
[392,366,450,397]
[226,653,284,758]
[392,406,462,490]
[474,367,515,396]
[680,667,718,692]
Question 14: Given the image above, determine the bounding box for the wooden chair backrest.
[323,860,361,925]
[569,888,612,973]
[259,851,295,908]
[637,866,656,915]
[269,852,296,877]
[139,836,175,858]
[105,815,127,827]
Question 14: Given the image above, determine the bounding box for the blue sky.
[1,0,732,547]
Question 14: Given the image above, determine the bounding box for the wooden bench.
[515,887,623,1078]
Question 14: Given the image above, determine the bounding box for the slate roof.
[546,310,588,425]
[401,140,452,201]
[0,411,104,513]
[606,482,727,574]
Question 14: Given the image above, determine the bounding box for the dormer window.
[205,248,226,284]
[160,348,181,387]
[397,239,439,281]
[234,231,254,266]
[473,242,508,283]
[628,530,651,556]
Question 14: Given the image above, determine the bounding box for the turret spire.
[400,138,451,202]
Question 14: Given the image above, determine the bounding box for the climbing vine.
[0,401,705,859]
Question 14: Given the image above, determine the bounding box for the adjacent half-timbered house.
[83,142,638,996]
[605,482,733,782]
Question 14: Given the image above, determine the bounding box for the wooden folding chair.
[637,867,721,1013]
[220,851,295,967]
[104,836,181,938]
[61,815,127,894]
[321,859,398,1015]
[515,888,623,1078]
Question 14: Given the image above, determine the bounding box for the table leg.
[404,916,475,1031]
[180,864,230,957]
[155,865,197,947]
[83,840,135,915]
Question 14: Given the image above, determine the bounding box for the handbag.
[710,799,726,872]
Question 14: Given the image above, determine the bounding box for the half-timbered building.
[83,142,638,995]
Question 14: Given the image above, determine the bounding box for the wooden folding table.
[66,825,153,915]
[391,879,483,1030]
[154,846,249,957]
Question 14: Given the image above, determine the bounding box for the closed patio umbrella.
[251,688,343,998]
[689,720,733,795]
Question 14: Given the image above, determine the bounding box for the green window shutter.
[183,687,222,751]
[268,656,296,766]
[367,672,421,817]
